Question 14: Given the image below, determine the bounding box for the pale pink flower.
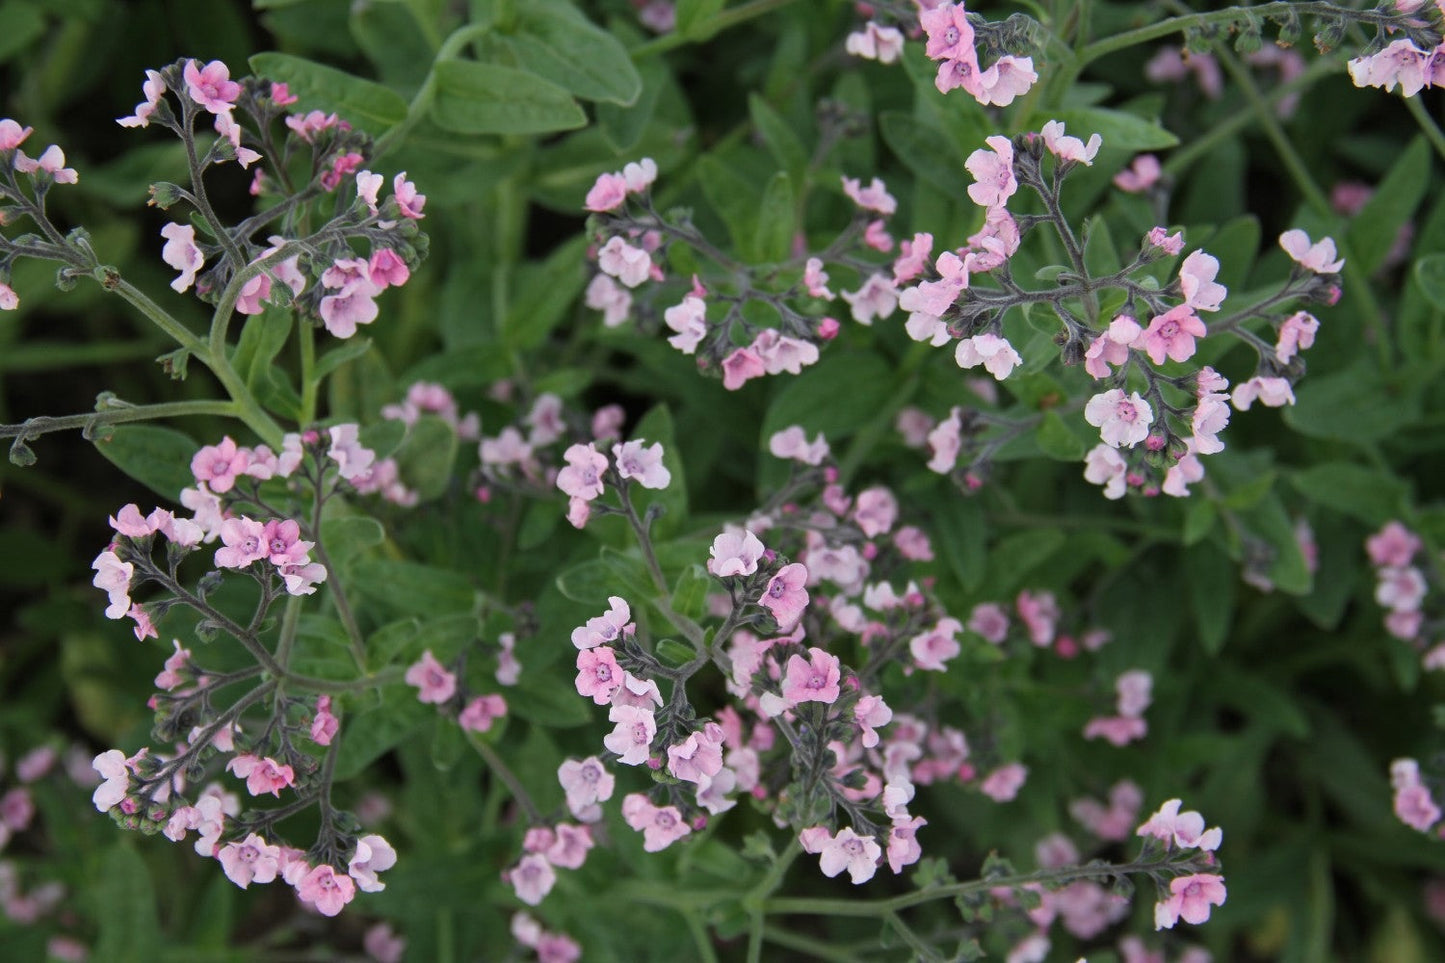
[1179,250,1227,311]
[393,172,426,218]
[1231,376,1294,410]
[840,273,898,324]
[910,617,963,671]
[0,281,17,311]
[1085,389,1154,448]
[621,793,692,851]
[1114,154,1161,192]
[296,864,356,917]
[576,647,623,705]
[926,407,963,474]
[348,834,397,893]
[546,824,594,869]
[842,175,897,215]
[1377,565,1427,611]
[1142,304,1206,364]
[810,826,882,883]
[761,563,811,631]
[1275,310,1319,363]
[459,694,507,732]
[363,923,406,963]
[160,223,205,293]
[557,443,608,500]
[955,332,1022,379]
[585,171,628,212]
[327,424,376,481]
[769,425,829,465]
[558,757,614,817]
[968,602,1010,643]
[845,22,905,63]
[709,527,766,576]
[309,695,339,746]
[1279,229,1345,273]
[355,170,383,213]
[1347,39,1432,97]
[1147,226,1185,256]
[966,136,1017,208]
[782,646,840,705]
[213,517,267,569]
[980,763,1028,802]
[91,550,133,619]
[183,59,241,115]
[622,158,657,193]
[604,705,657,765]
[0,118,33,150]
[223,756,292,801]
[892,234,934,284]
[969,56,1038,106]
[1083,716,1148,746]
[1396,783,1442,831]
[751,329,819,375]
[14,144,78,183]
[612,439,670,489]
[1083,315,1143,378]
[91,750,130,812]
[571,596,631,649]
[1041,120,1102,165]
[404,650,457,704]
[663,294,705,350]
[855,694,893,749]
[1162,447,1206,498]
[803,257,834,298]
[597,236,652,288]
[1154,874,1226,929]
[218,833,281,889]
[1137,799,1222,851]
[666,722,726,784]
[1368,521,1421,567]
[721,347,767,390]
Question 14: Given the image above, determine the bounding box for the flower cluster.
[1367,520,1443,667]
[1392,758,1443,833]
[1135,799,1226,929]
[921,1,1039,104]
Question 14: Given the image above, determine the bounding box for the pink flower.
[14,144,78,183]
[840,273,898,324]
[296,864,356,917]
[604,705,657,765]
[1231,376,1294,410]
[0,281,17,311]
[598,236,652,288]
[0,118,33,150]
[369,248,410,289]
[572,596,632,649]
[1114,154,1161,192]
[558,757,614,817]
[557,443,609,501]
[227,754,296,797]
[1368,521,1421,567]
[1142,304,1206,364]
[980,763,1028,802]
[1136,798,1222,851]
[348,834,397,892]
[803,257,834,298]
[966,136,1017,208]
[845,21,905,63]
[585,171,628,212]
[183,59,241,115]
[459,694,507,732]
[393,172,426,219]
[920,2,977,62]
[854,694,893,748]
[761,563,810,631]
[1396,783,1442,831]
[751,329,819,375]
[363,923,406,963]
[1083,716,1147,746]
[1179,250,1227,311]
[613,439,671,489]
[218,833,281,889]
[1116,670,1153,717]
[1016,590,1059,646]
[663,294,705,350]
[1275,310,1319,363]
[969,56,1038,106]
[782,646,840,705]
[160,223,205,293]
[842,175,897,215]
[1147,226,1185,256]
[154,641,192,692]
[1348,39,1432,96]
[955,333,1023,379]
[709,527,766,576]
[892,234,934,284]
[214,517,267,569]
[356,170,383,213]
[926,408,964,474]
[968,602,1010,643]
[91,750,130,812]
[310,695,339,746]
[91,550,134,619]
[666,723,726,784]
[1041,120,1102,165]
[769,426,829,465]
[1377,565,1427,611]
[405,650,457,704]
[1085,389,1154,448]
[546,824,595,869]
[622,793,692,851]
[1279,228,1344,273]
[622,158,657,193]
[1083,315,1142,378]
[910,618,963,671]
[1154,874,1226,929]
[576,647,624,705]
[721,347,767,389]
[806,826,881,884]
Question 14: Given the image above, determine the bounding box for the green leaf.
[1348,136,1430,276]
[350,559,477,618]
[598,55,668,152]
[1290,462,1409,526]
[94,425,196,500]
[698,153,761,254]
[0,4,45,65]
[1414,253,1445,311]
[1035,411,1084,461]
[761,352,896,442]
[556,558,617,605]
[670,564,712,621]
[508,670,593,727]
[231,307,293,390]
[333,685,433,779]
[92,842,162,963]
[1285,361,1422,442]
[983,529,1066,596]
[1027,107,1179,151]
[314,337,375,381]
[320,515,385,569]
[749,94,808,185]
[395,413,459,501]
[879,111,970,197]
[249,52,407,133]
[752,172,795,264]
[368,613,481,666]
[504,235,588,350]
[430,60,585,135]
[507,3,642,105]
[1187,539,1236,654]
[675,0,726,38]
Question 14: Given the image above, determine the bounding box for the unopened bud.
[148,181,184,209]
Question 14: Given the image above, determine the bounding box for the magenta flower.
[1154,873,1226,929]
[965,136,1017,208]
[557,443,608,501]
[405,650,457,704]
[218,833,281,889]
[393,171,426,218]
[604,704,657,765]
[1139,304,1206,365]
[782,646,840,706]
[621,793,692,851]
[613,439,671,489]
[227,754,296,797]
[1179,250,1227,311]
[183,59,241,115]
[760,562,811,632]
[160,223,205,293]
[1279,228,1345,273]
[295,864,356,917]
[708,527,766,577]
[571,596,631,649]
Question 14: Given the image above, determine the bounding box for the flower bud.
[148,181,184,209]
